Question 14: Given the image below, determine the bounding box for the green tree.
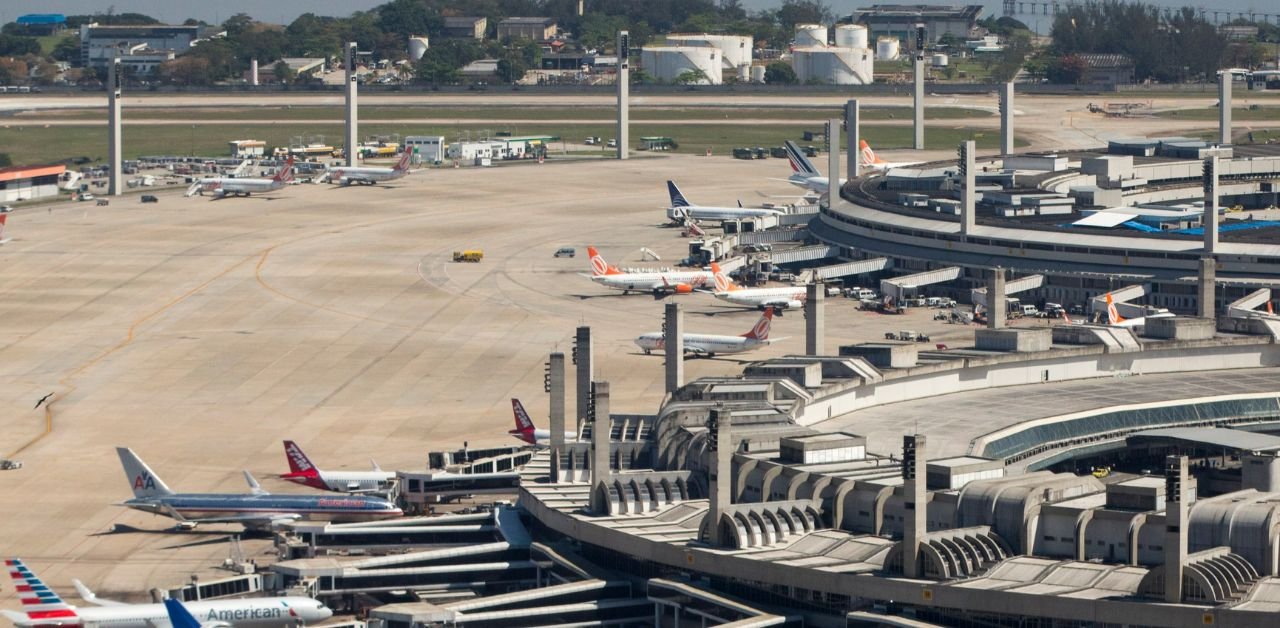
[156,56,212,86]
[496,55,528,83]
[675,68,709,84]
[52,37,80,63]
[222,13,255,39]
[764,61,797,84]
[775,0,833,32]
[272,60,296,83]
[0,35,40,56]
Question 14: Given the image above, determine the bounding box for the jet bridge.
[798,257,891,283]
[880,267,962,302]
[1089,284,1162,319]
[766,244,839,265]
[1226,288,1280,338]
[970,274,1045,309]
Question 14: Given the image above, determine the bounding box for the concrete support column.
[1204,156,1220,254]
[250,58,259,86]
[805,283,825,356]
[846,99,861,179]
[590,381,611,484]
[1164,455,1189,603]
[1198,257,1216,320]
[1219,71,1232,146]
[548,352,565,483]
[960,140,976,235]
[988,267,1007,329]
[575,326,593,435]
[912,57,925,150]
[344,42,359,167]
[705,406,733,547]
[1000,82,1015,155]
[664,303,683,395]
[827,117,841,208]
[903,434,927,578]
[617,31,630,160]
[107,58,123,197]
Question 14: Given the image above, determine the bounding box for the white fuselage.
[328,167,406,185]
[789,174,844,195]
[715,287,806,310]
[515,429,579,447]
[45,597,331,628]
[594,270,713,293]
[635,333,766,356]
[198,177,285,197]
[302,470,396,493]
[668,206,783,222]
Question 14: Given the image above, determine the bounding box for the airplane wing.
[73,580,128,607]
[161,503,299,528]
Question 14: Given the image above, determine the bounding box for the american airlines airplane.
[508,398,576,446]
[709,262,806,311]
[279,441,396,494]
[1,558,333,628]
[665,181,784,223]
[586,246,713,295]
[188,157,295,199]
[116,447,402,530]
[635,307,776,357]
[325,151,411,186]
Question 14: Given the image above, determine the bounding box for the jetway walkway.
[971,274,1045,309]
[1089,284,1157,319]
[800,257,891,283]
[880,267,962,301]
[738,228,809,245]
[766,244,839,265]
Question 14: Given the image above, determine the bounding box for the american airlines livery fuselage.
[2,558,333,628]
[280,440,396,494]
[586,246,713,295]
[508,398,576,446]
[190,158,295,198]
[116,447,401,530]
[326,151,411,185]
[709,262,806,311]
[635,307,775,356]
[665,181,784,223]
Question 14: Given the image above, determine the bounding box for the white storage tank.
[834,24,868,50]
[931,53,949,67]
[750,64,766,84]
[737,64,749,81]
[641,46,723,85]
[876,37,900,61]
[408,36,429,61]
[665,34,752,69]
[792,46,874,85]
[794,23,828,47]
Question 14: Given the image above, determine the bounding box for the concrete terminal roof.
[1129,427,1280,453]
[811,368,1280,458]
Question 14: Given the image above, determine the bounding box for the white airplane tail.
[116,447,175,498]
[711,262,739,293]
[1105,293,1125,325]
[5,558,80,626]
[742,307,774,341]
[859,140,887,165]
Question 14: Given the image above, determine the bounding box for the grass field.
[0,122,1023,165]
[16,105,994,122]
[35,33,73,56]
[1155,106,1280,121]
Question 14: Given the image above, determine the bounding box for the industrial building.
[14,14,66,35]
[77,23,210,69]
[495,17,557,41]
[789,24,874,85]
[0,164,66,203]
[664,34,753,81]
[851,4,984,44]
[442,17,487,40]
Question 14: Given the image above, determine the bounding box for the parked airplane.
[325,151,411,186]
[857,140,922,173]
[508,398,576,446]
[162,598,207,628]
[188,158,295,199]
[1105,293,1174,328]
[665,181,784,223]
[635,307,776,357]
[586,246,713,295]
[709,262,806,311]
[279,441,396,494]
[780,140,841,195]
[0,211,10,245]
[1,558,333,628]
[116,447,402,530]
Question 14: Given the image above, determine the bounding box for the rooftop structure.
[496,17,557,41]
[851,4,984,44]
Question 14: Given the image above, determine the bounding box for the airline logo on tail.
[6,559,78,622]
[666,181,693,208]
[586,246,621,277]
[783,141,820,176]
[511,398,535,434]
[859,140,887,165]
[132,474,157,491]
[395,151,412,172]
[1105,293,1124,325]
[273,157,296,183]
[743,308,774,341]
[0,212,9,243]
[711,262,738,293]
[284,441,316,475]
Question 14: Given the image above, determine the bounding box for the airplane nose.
[317,604,333,620]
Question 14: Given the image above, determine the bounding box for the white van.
[1021,304,1039,317]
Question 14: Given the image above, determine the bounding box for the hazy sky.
[0,0,1266,28]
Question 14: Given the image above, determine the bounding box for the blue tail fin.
[163,598,202,628]
[667,181,694,208]
[784,141,820,176]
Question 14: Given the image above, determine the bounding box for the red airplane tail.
[281,440,320,479]
[273,157,296,183]
[510,398,536,436]
[395,150,411,172]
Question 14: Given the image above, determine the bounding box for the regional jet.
[665,181,784,223]
[508,398,577,446]
[708,262,806,311]
[586,246,713,296]
[187,157,295,199]
[324,151,411,186]
[635,307,777,357]
[279,441,396,494]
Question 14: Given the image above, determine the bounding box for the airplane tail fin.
[243,471,269,496]
[5,559,79,625]
[395,150,412,172]
[784,140,820,176]
[282,440,320,479]
[0,213,8,240]
[1105,293,1124,325]
[743,307,774,341]
[163,598,203,628]
[510,398,537,436]
[667,181,694,208]
[710,262,738,293]
[273,156,296,183]
[116,447,175,498]
[586,246,621,277]
[859,139,887,165]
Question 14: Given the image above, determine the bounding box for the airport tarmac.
[0,153,982,603]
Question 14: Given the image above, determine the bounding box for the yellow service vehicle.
[453,250,484,263]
